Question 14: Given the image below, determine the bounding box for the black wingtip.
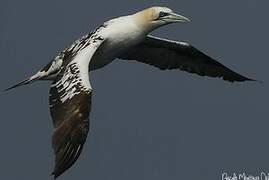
[244,77,257,82]
[51,172,60,179]
[241,76,263,83]
[51,145,83,179]
[223,71,258,83]
[52,165,64,179]
[52,168,65,179]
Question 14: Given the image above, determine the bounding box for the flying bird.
[5,6,255,178]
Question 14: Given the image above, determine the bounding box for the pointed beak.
[167,12,190,23]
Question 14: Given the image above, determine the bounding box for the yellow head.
[133,6,190,32]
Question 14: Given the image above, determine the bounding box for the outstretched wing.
[49,37,104,178]
[119,35,254,82]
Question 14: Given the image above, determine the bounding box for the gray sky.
[0,0,268,179]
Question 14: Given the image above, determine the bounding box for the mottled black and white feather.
[48,28,105,178]
[40,24,108,80]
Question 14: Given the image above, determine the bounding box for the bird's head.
[133,6,190,33]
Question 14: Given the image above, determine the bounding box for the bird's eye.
[158,12,169,18]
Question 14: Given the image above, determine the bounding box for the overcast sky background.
[0,0,268,179]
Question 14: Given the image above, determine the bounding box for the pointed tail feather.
[4,72,43,92]
[4,78,34,91]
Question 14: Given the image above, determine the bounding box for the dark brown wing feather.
[119,35,254,82]
[50,90,91,179]
[49,60,92,179]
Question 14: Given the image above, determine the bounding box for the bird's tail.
[4,71,44,91]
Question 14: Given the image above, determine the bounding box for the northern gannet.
[5,6,255,178]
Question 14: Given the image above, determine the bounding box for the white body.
[89,16,147,70]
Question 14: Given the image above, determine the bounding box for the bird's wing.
[49,37,105,178]
[119,35,254,82]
